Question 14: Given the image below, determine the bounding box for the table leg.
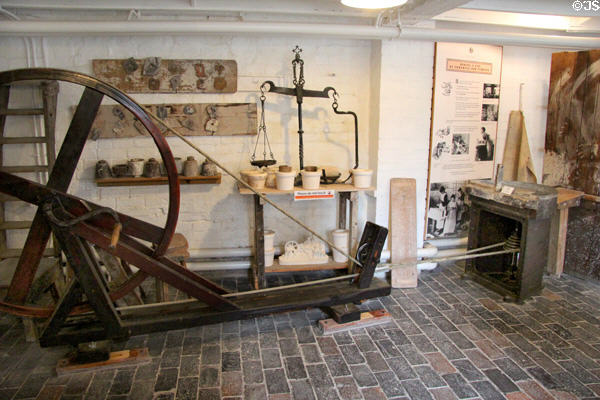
[349,192,358,274]
[253,194,265,289]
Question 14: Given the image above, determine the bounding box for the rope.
[144,109,363,267]
[117,242,517,309]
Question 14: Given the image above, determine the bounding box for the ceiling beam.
[398,0,472,25]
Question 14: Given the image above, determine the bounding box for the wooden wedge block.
[318,310,392,335]
[56,348,151,375]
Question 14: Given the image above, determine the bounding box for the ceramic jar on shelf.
[183,156,199,177]
[264,229,276,267]
[301,166,321,190]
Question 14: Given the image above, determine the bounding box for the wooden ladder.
[0,80,59,259]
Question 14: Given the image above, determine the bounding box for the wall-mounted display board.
[425,42,503,240]
[543,50,600,196]
[88,103,257,139]
[93,58,237,93]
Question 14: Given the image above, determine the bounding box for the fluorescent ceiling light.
[341,0,408,9]
[435,9,590,31]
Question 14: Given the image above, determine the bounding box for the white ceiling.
[0,0,598,46]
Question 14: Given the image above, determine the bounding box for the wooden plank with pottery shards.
[93,58,237,93]
[89,103,257,138]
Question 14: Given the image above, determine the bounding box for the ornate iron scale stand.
[259,46,359,172]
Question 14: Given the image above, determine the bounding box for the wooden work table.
[547,187,585,277]
[238,183,374,289]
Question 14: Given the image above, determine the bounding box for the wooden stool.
[156,233,190,302]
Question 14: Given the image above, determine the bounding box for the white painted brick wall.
[0,33,568,256]
[0,35,372,251]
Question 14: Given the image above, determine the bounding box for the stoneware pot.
[279,165,292,173]
[112,163,129,178]
[143,158,160,178]
[276,170,296,190]
[201,159,218,176]
[247,171,267,189]
[240,169,258,183]
[351,168,373,189]
[264,230,275,250]
[183,156,199,177]
[264,248,275,267]
[301,169,321,190]
[331,229,349,263]
[264,166,278,188]
[174,157,183,175]
[128,158,144,177]
[95,160,112,179]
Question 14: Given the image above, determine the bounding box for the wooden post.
[253,194,265,289]
[390,178,418,288]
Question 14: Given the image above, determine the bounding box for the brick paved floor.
[0,262,599,399]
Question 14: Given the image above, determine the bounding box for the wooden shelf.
[95,174,221,187]
[238,183,374,195]
[265,258,348,273]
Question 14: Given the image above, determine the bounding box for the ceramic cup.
[128,158,144,177]
[247,171,267,189]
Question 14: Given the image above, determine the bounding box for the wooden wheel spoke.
[5,88,104,304]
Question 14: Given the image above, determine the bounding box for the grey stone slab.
[483,368,519,393]
[375,339,401,358]
[243,384,267,400]
[334,376,362,400]
[200,345,221,365]
[398,343,427,365]
[154,368,178,392]
[301,344,322,364]
[175,376,198,400]
[243,360,264,384]
[435,341,464,361]
[387,356,417,380]
[442,373,478,399]
[264,368,289,394]
[492,357,529,381]
[471,380,504,400]
[261,348,282,369]
[349,364,378,387]
[374,371,406,397]
[413,365,445,388]
[324,354,350,377]
[241,341,260,361]
[285,356,308,379]
[221,351,241,371]
[291,379,316,400]
[198,366,219,388]
[339,345,365,365]
[307,363,334,388]
[296,326,316,344]
[363,351,389,372]
[451,359,484,381]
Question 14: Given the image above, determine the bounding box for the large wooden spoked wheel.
[0,68,180,306]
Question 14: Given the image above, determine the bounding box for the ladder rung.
[0,248,56,259]
[0,108,44,116]
[0,137,47,144]
[0,221,32,230]
[0,165,48,173]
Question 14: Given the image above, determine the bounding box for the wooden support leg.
[547,208,569,277]
[253,194,265,289]
[349,192,358,274]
